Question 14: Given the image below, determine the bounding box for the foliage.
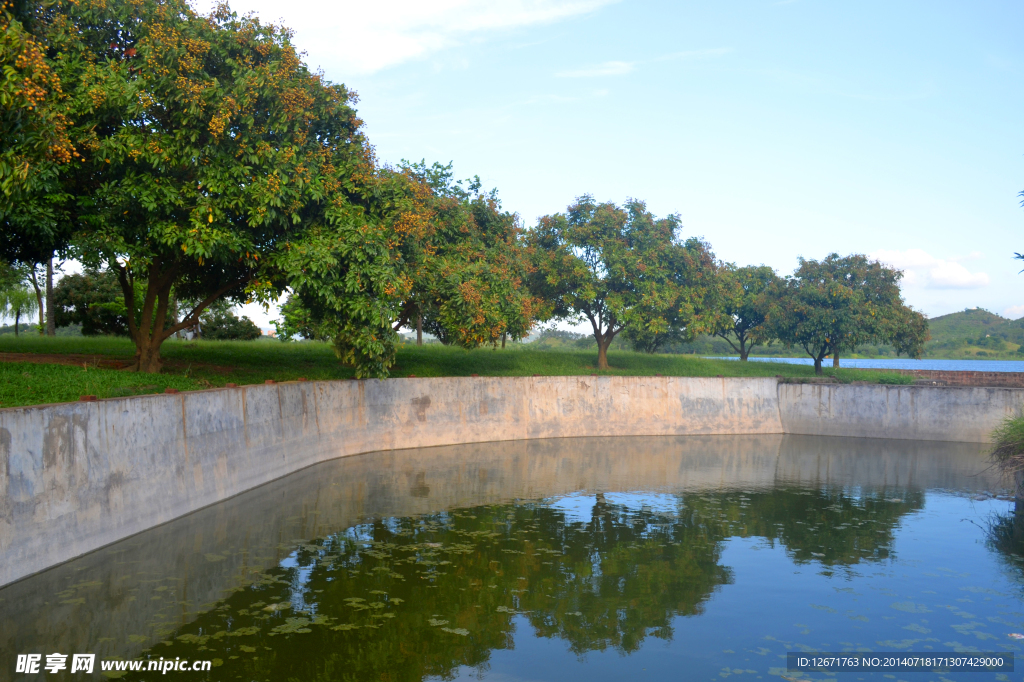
[886,304,928,358]
[272,293,325,342]
[991,412,1024,480]
[766,253,927,374]
[384,161,540,349]
[51,266,127,335]
[529,195,719,369]
[276,216,403,377]
[710,264,780,360]
[21,0,385,374]
[0,0,77,266]
[0,259,37,335]
[199,300,261,341]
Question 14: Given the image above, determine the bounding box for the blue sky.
[208,1,1022,326]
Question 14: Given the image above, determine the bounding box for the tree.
[0,1,77,267]
[381,161,540,350]
[529,196,718,369]
[766,253,926,375]
[0,262,37,336]
[1,3,80,339]
[51,266,128,335]
[32,0,384,372]
[198,300,261,340]
[710,264,780,360]
[272,293,325,342]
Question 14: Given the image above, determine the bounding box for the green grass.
[991,413,1024,480]
[0,335,917,409]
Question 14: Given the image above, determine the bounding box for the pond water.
[712,357,1024,372]
[2,435,1022,682]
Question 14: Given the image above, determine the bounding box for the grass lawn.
[0,335,911,409]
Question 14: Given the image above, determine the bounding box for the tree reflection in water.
[127,487,918,681]
[988,498,1024,581]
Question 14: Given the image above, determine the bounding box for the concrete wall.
[0,376,1020,588]
[779,383,1023,443]
[0,376,781,588]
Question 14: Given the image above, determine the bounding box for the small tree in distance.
[529,195,719,370]
[0,262,37,336]
[767,253,927,375]
[711,264,780,360]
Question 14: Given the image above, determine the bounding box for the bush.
[991,413,1024,481]
[200,304,262,341]
[52,268,128,336]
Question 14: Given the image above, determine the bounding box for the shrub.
[200,304,262,341]
[991,413,1024,481]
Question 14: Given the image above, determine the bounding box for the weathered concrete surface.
[1,376,1020,588]
[0,434,1002,663]
[779,383,1024,443]
[0,376,781,588]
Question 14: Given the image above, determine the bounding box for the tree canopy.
[766,253,927,374]
[529,196,719,369]
[710,264,780,361]
[0,0,77,267]
[383,161,539,349]
[10,0,395,373]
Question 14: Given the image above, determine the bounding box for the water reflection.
[0,434,1010,681]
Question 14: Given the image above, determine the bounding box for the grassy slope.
[0,335,913,409]
[928,308,1008,344]
[922,308,1024,359]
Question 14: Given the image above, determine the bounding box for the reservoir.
[2,435,1020,681]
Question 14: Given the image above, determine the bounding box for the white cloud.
[556,47,731,78]
[199,0,617,75]
[1004,305,1024,320]
[868,248,990,289]
[556,60,635,77]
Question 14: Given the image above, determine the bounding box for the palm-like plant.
[0,283,38,336]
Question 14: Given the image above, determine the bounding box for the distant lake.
[713,356,1024,372]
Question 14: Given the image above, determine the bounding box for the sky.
[33,0,1024,330]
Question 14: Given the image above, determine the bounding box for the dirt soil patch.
[0,352,237,375]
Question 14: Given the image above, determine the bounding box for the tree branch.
[160,276,252,341]
[717,331,743,356]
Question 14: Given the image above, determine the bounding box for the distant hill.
[925,308,1024,357]
[927,308,1008,344]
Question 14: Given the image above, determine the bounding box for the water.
[2,435,1021,682]
[712,357,1024,372]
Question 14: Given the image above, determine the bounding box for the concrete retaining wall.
[0,376,1021,588]
[778,383,1023,443]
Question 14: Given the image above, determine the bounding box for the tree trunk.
[740,341,748,361]
[597,338,612,370]
[135,335,164,373]
[45,258,55,336]
[416,313,423,346]
[123,262,175,373]
[29,268,43,333]
[813,356,823,375]
[14,310,19,337]
[833,352,840,369]
[501,332,506,349]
